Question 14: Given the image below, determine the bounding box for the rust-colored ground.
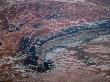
[0,0,110,82]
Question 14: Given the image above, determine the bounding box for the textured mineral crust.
[0,0,110,82]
